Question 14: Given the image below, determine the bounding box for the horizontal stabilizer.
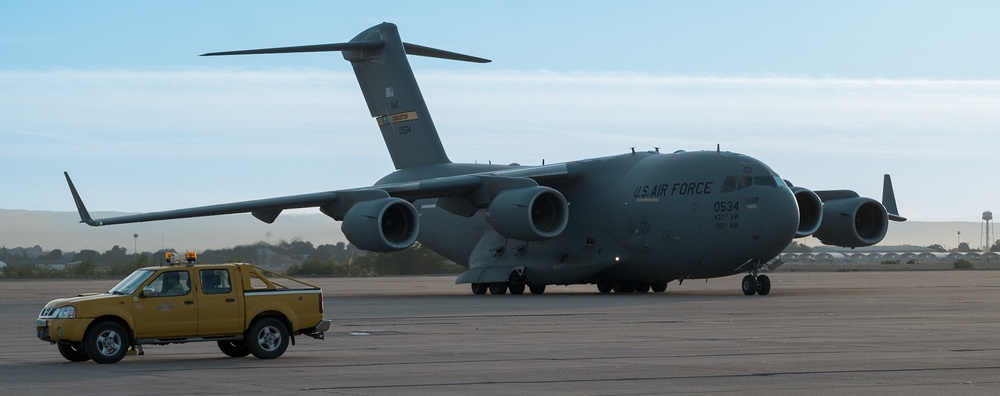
[402,43,491,63]
[201,41,385,57]
[202,41,490,63]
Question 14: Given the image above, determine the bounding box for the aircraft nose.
[753,177,799,257]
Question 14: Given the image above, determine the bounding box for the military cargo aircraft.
[65,22,905,296]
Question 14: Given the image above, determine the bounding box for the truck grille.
[38,307,58,318]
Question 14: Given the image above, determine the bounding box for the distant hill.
[1,209,347,253]
[0,209,991,253]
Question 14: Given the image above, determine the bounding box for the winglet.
[64,172,101,226]
[882,174,906,222]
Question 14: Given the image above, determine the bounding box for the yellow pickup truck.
[36,262,331,364]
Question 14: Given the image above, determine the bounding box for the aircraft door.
[197,268,243,336]
[661,231,679,258]
[132,269,198,338]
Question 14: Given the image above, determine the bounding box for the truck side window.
[200,269,232,294]
[151,271,190,296]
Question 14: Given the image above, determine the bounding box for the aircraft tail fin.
[203,22,490,170]
[882,174,906,222]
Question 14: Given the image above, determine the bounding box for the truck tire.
[218,340,251,357]
[84,321,129,364]
[58,343,90,362]
[246,317,289,359]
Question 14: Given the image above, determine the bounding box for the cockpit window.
[721,174,782,193]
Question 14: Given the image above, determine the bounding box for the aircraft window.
[738,176,753,190]
[722,176,738,193]
[753,176,778,187]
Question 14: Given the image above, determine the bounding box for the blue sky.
[3,1,1000,223]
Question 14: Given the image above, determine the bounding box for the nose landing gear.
[741,273,771,296]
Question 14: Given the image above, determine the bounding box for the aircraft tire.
[488,282,508,295]
[741,275,759,296]
[509,283,526,295]
[651,282,668,293]
[756,275,771,296]
[635,282,651,293]
[597,283,613,294]
[529,284,546,294]
[471,283,488,295]
[614,282,636,293]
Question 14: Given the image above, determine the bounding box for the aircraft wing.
[64,164,578,226]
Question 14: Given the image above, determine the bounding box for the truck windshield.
[109,269,155,295]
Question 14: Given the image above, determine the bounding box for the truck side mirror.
[140,286,156,298]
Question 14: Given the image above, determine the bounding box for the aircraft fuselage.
[383,149,799,286]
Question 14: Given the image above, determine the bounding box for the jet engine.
[487,186,568,241]
[341,197,419,252]
[813,197,888,247]
[791,187,823,238]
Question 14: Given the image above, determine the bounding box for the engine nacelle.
[341,197,419,252]
[487,186,568,241]
[813,197,888,248]
[791,187,823,238]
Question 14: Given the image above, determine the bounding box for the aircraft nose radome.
[758,184,799,257]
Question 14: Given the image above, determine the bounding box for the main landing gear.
[470,282,545,295]
[596,281,668,294]
[741,274,771,296]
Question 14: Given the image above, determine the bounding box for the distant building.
[781,245,994,263]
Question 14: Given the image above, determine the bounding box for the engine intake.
[791,187,823,238]
[487,186,568,241]
[342,197,419,252]
[813,197,888,247]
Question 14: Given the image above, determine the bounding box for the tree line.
[0,240,462,279]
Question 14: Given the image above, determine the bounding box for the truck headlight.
[56,306,76,319]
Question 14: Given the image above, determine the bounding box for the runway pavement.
[2,271,999,395]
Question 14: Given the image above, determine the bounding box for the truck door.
[196,268,243,336]
[132,269,198,338]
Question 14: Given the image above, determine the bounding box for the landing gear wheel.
[756,275,771,296]
[247,317,289,359]
[741,275,759,296]
[651,282,668,293]
[635,282,651,293]
[488,282,508,295]
[597,282,613,294]
[218,340,251,357]
[614,282,636,293]
[508,283,525,295]
[84,321,129,364]
[58,343,90,362]
[471,283,487,295]
[529,284,546,295]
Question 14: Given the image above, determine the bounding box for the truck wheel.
[84,321,129,364]
[58,343,90,362]
[218,340,251,357]
[247,318,289,359]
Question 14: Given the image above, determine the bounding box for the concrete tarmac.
[2,271,999,395]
